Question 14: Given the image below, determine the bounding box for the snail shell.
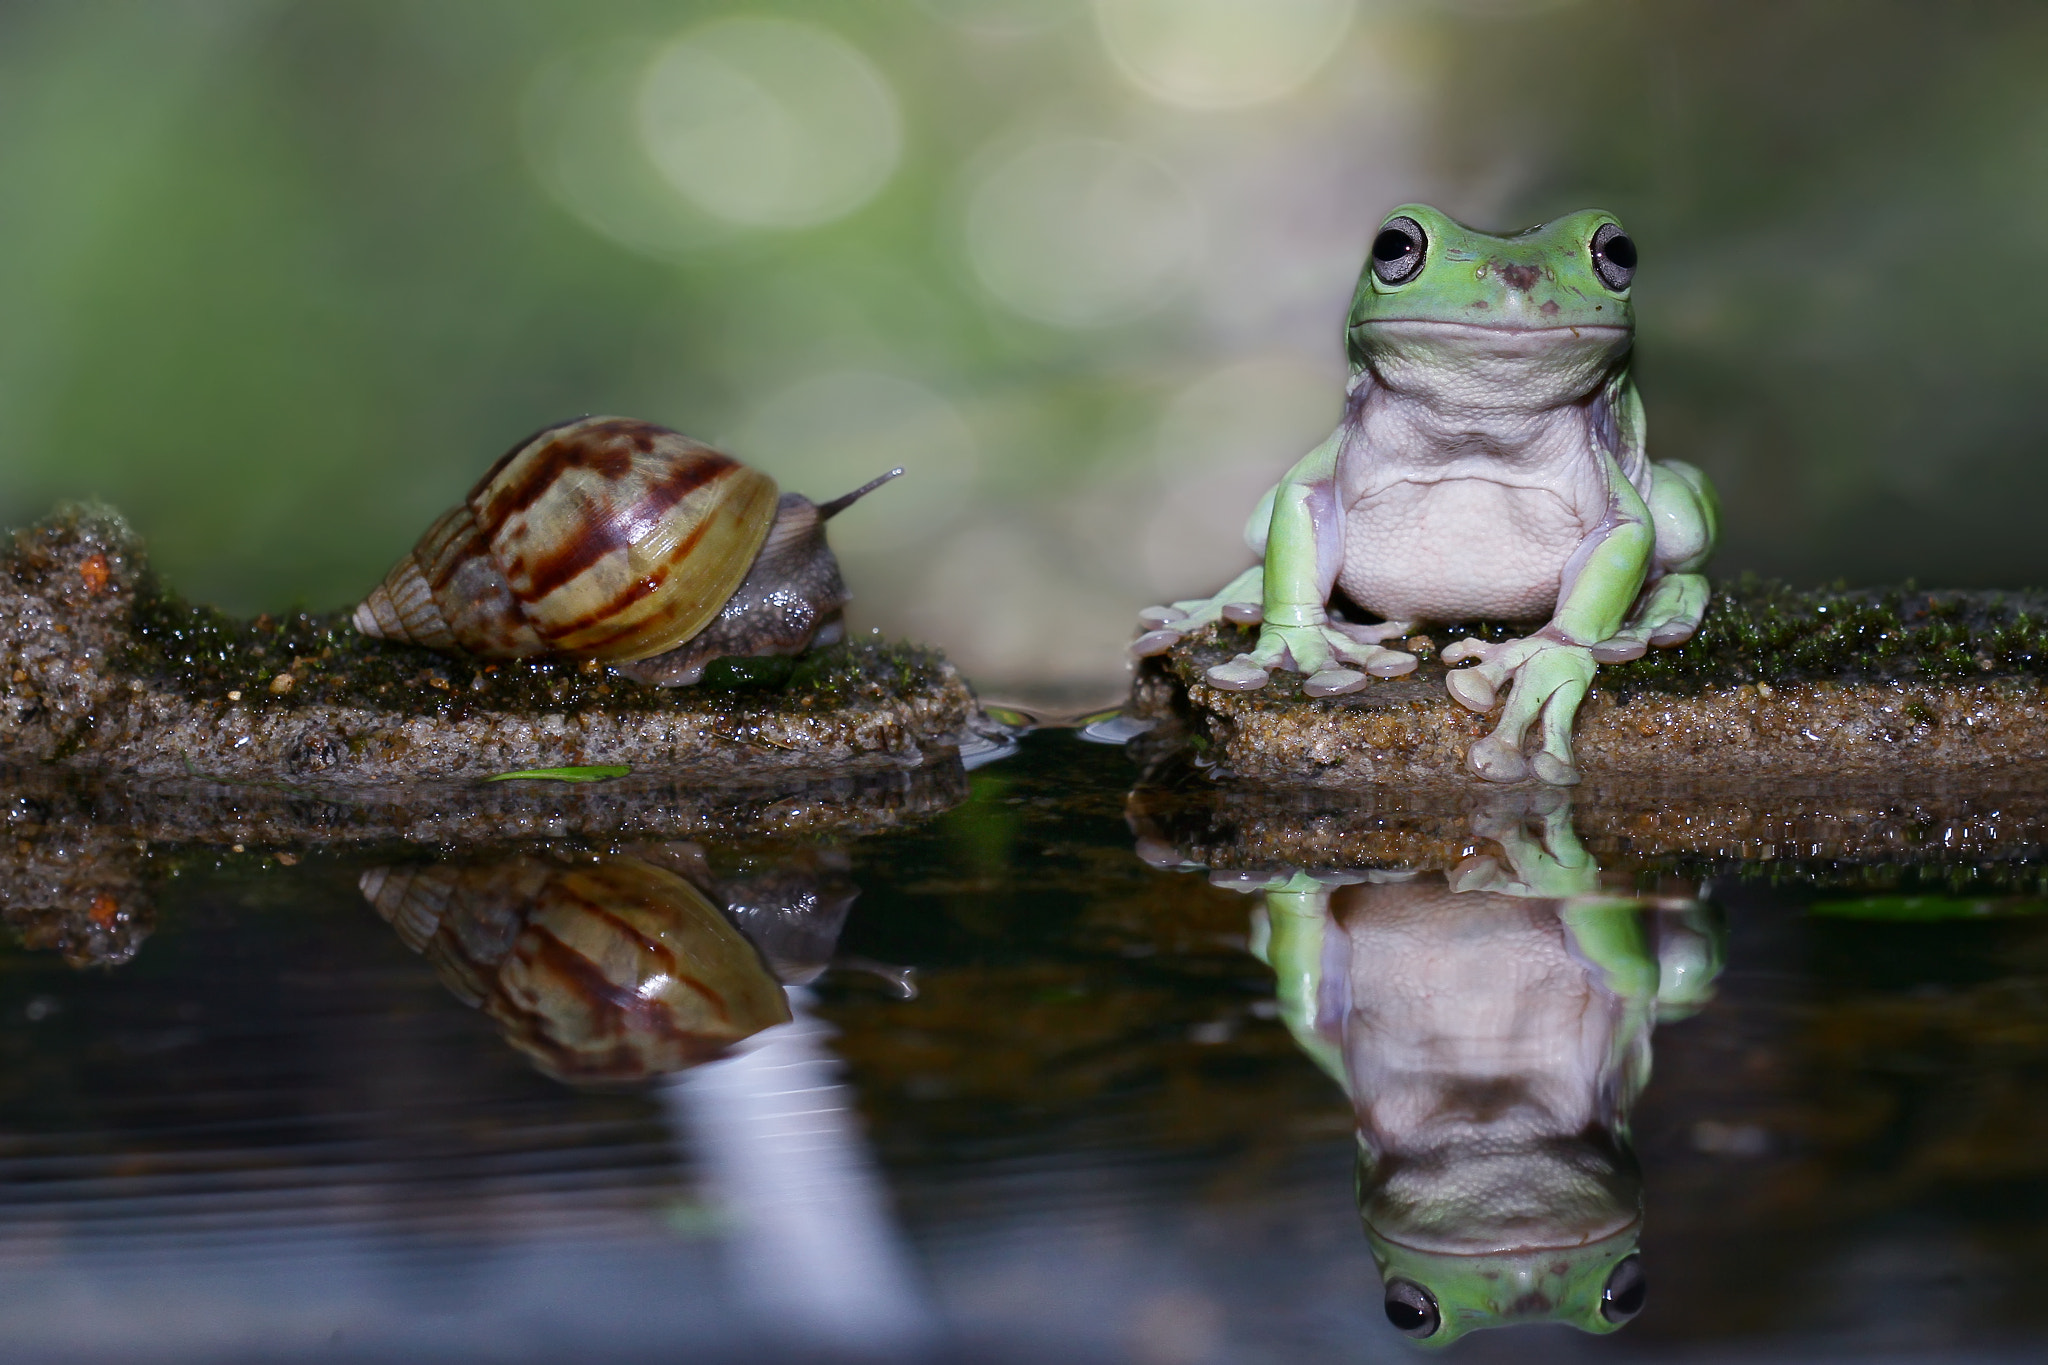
[353,417,897,685]
[360,853,792,1085]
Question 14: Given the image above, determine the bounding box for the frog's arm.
[1589,387,1720,660]
[1443,448,1655,785]
[1558,899,1659,1001]
[1250,873,1347,1088]
[1194,433,1419,694]
[1558,897,1662,1104]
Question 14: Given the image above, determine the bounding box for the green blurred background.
[0,0,2043,702]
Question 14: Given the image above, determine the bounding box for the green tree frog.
[1136,206,1719,784]
[1241,792,1723,1345]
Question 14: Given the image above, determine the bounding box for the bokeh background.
[0,0,2043,703]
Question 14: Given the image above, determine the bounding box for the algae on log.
[0,506,983,784]
[1135,581,2048,787]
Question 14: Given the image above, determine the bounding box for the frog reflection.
[359,845,858,1085]
[1221,793,1721,1345]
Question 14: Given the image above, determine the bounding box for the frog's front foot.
[1441,633,1598,785]
[1589,573,1710,662]
[1206,617,1417,697]
[1130,566,1266,658]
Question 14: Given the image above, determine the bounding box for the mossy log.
[1,506,983,785]
[1134,581,2048,788]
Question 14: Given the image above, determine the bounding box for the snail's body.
[354,417,889,685]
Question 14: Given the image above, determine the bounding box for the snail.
[360,850,795,1085]
[352,416,900,686]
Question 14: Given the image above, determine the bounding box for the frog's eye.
[1600,1255,1648,1324]
[1370,217,1427,286]
[1383,1279,1441,1338]
[1591,223,1637,292]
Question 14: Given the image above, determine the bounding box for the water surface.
[2,732,2045,1363]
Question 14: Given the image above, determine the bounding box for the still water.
[2,732,2045,1363]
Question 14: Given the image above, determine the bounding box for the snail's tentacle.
[816,467,904,520]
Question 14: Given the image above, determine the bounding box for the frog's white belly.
[1336,478,1588,623]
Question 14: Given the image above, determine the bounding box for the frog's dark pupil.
[1601,1256,1648,1323]
[1373,228,1416,262]
[1602,233,1637,269]
[1383,1280,1440,1336]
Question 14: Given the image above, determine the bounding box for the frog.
[1237,790,1723,1345]
[1134,205,1719,784]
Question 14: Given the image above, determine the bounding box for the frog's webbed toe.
[1467,733,1532,783]
[1590,573,1711,662]
[1302,668,1368,697]
[1443,636,1596,785]
[1206,659,1271,691]
[1328,620,1418,678]
[1130,566,1264,659]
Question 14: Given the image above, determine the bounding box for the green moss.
[1606,578,2048,697]
[123,585,952,719]
[1177,579,2048,701]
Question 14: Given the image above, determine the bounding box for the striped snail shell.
[360,852,792,1085]
[352,416,899,686]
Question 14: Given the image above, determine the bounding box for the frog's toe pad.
[1447,668,1498,712]
[1591,638,1648,663]
[1130,630,1182,658]
[1530,751,1582,786]
[1221,601,1263,625]
[1137,605,1187,630]
[1206,660,1271,691]
[1648,622,1696,648]
[1467,736,1529,783]
[1366,651,1418,678]
[1303,668,1368,697]
[1446,853,1502,893]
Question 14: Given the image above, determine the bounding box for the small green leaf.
[484,764,631,783]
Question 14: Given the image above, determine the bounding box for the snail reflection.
[362,844,938,1352]
[360,843,861,1085]
[1148,789,1722,1346]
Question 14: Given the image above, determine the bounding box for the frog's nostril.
[1497,262,1542,292]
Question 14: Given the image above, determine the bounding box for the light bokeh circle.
[636,17,903,230]
[522,40,732,260]
[1140,355,1339,594]
[963,137,1202,328]
[1092,0,1356,109]
[729,371,979,556]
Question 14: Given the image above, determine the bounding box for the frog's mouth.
[1351,319,1630,342]
[1366,1211,1643,1258]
